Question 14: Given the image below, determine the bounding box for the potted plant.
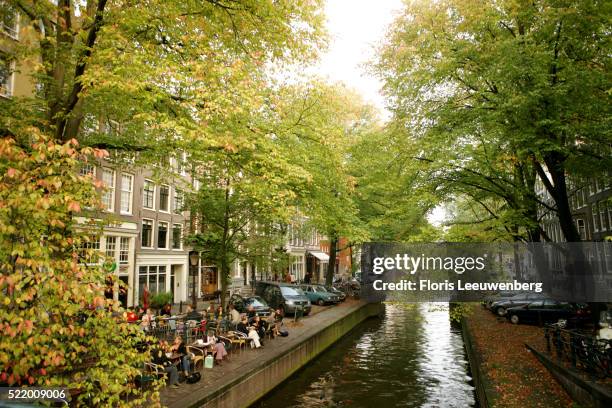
[150,292,173,315]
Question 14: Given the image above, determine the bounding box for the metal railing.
[544,325,612,379]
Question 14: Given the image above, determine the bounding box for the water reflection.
[255,303,475,408]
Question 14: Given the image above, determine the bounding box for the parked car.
[228,294,271,317]
[254,281,311,316]
[490,293,547,316]
[506,300,590,326]
[300,284,341,306]
[483,291,527,309]
[324,285,346,301]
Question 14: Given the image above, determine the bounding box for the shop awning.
[308,251,329,262]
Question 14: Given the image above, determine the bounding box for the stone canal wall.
[169,301,383,408]
[461,318,491,408]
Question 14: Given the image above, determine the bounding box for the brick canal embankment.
[161,300,382,408]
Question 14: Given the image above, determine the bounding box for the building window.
[290,255,304,281]
[576,189,585,208]
[592,203,600,232]
[576,219,586,241]
[141,219,153,248]
[173,190,184,214]
[79,163,95,178]
[172,224,182,250]
[101,168,115,211]
[79,236,101,264]
[0,3,19,39]
[0,53,13,98]
[105,236,117,259]
[159,185,170,212]
[600,201,608,231]
[138,265,167,298]
[143,180,155,209]
[157,221,168,249]
[119,237,129,265]
[120,173,133,214]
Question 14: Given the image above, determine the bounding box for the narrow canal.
[254,303,475,408]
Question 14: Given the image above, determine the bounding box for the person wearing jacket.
[151,341,179,388]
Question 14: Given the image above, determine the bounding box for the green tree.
[187,143,305,305]
[348,125,440,242]
[2,0,326,148]
[273,81,373,284]
[376,0,611,242]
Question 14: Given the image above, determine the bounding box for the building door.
[201,266,218,297]
[118,276,128,307]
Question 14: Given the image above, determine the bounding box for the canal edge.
[178,301,384,408]
[461,316,492,408]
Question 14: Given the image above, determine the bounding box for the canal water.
[254,303,475,408]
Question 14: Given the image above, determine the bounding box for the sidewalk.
[160,299,365,408]
[465,306,573,408]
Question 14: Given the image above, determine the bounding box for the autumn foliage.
[0,133,161,406]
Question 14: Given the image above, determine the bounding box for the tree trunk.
[325,233,337,286]
[220,257,229,308]
[538,153,581,242]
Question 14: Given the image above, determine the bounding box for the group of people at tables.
[145,303,284,388]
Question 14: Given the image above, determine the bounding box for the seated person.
[266,309,280,337]
[229,304,241,326]
[246,304,256,319]
[185,305,202,321]
[236,316,249,336]
[214,305,224,320]
[140,309,154,332]
[151,341,179,388]
[252,315,267,345]
[205,330,228,363]
[169,335,191,377]
[237,316,261,348]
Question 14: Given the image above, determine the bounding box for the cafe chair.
[186,346,205,371]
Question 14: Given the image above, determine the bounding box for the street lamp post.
[189,251,199,308]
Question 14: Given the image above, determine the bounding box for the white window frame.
[141,218,154,249]
[159,184,170,213]
[180,151,188,176]
[143,180,156,210]
[119,237,130,265]
[0,55,14,98]
[105,235,117,260]
[79,163,96,178]
[172,223,183,250]
[173,189,184,214]
[592,203,600,232]
[101,168,116,212]
[600,202,608,231]
[1,6,19,40]
[120,173,134,215]
[157,221,169,250]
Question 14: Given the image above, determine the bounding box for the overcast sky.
[309,0,404,119]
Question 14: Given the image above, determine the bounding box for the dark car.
[324,285,346,301]
[484,291,527,309]
[228,294,271,317]
[254,281,311,316]
[490,293,547,316]
[506,300,589,326]
[300,284,341,305]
